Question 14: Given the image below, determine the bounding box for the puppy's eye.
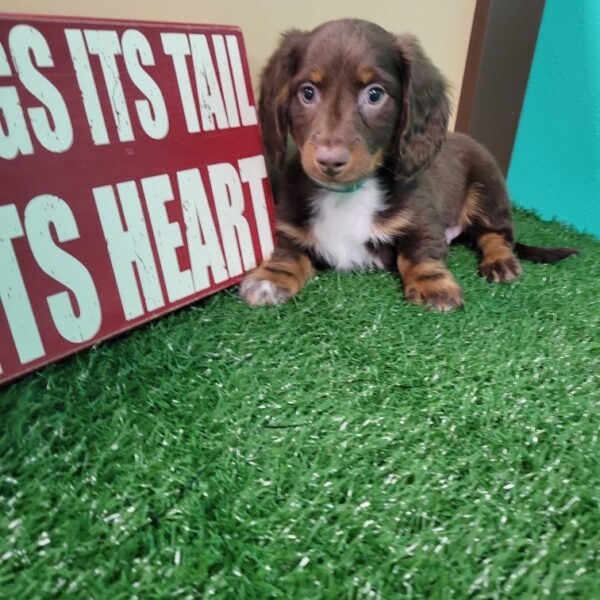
[298,83,318,104]
[366,85,386,104]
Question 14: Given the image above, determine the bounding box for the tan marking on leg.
[459,183,490,229]
[240,254,314,306]
[276,222,316,249]
[371,209,414,241]
[477,232,522,282]
[263,255,313,288]
[478,233,513,262]
[397,257,463,311]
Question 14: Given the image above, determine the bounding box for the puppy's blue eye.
[367,86,385,104]
[299,84,317,104]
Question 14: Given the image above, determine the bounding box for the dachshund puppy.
[240,19,576,310]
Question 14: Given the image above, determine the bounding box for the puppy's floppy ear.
[259,29,307,170]
[394,34,451,179]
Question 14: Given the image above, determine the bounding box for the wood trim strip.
[455,0,546,174]
[455,0,491,133]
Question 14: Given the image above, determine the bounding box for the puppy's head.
[259,19,451,188]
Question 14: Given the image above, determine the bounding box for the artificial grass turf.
[0,209,599,599]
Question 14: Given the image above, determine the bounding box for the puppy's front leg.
[397,231,463,311]
[240,245,314,306]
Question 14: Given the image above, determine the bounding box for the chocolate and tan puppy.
[240,19,576,310]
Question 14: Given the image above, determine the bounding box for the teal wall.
[508,0,600,237]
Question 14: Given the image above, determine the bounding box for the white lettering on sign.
[1,26,258,157]
[24,195,102,344]
[189,34,229,132]
[84,29,134,143]
[93,182,165,320]
[178,168,229,291]
[161,32,257,134]
[142,174,194,303]
[0,43,35,159]
[161,33,199,134]
[65,28,110,145]
[208,162,256,277]
[67,28,169,145]
[238,155,273,259]
[225,35,257,126]
[0,204,45,366]
[0,16,275,383]
[9,25,73,154]
[122,29,169,141]
[0,25,73,158]
[91,156,269,318]
[212,35,240,128]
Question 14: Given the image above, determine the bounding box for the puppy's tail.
[514,242,578,263]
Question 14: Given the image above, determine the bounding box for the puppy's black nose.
[315,145,350,176]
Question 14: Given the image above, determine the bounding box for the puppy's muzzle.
[315,145,350,177]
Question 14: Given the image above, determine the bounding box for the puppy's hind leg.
[477,231,522,282]
[462,173,522,283]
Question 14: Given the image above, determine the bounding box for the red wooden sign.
[0,14,275,385]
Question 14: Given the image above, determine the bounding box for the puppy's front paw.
[239,275,292,306]
[479,256,522,283]
[398,258,464,311]
[404,278,464,312]
[239,254,314,307]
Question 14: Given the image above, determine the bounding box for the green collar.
[311,178,366,193]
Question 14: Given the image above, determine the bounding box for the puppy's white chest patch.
[310,178,386,270]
